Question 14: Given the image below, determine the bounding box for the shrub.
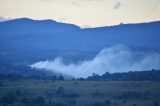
[58,76,64,81]
[154,102,159,106]
[21,97,29,104]
[2,92,16,104]
[56,87,65,95]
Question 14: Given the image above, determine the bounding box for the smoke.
[30,45,160,78]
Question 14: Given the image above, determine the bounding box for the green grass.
[0,79,160,106]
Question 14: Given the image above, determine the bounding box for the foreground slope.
[0,79,160,106]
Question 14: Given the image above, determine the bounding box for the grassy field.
[0,79,160,106]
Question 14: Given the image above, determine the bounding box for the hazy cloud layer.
[31,45,160,78]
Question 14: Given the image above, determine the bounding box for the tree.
[92,89,102,97]
[35,96,45,104]
[132,104,137,106]
[56,102,67,106]
[154,102,159,106]
[52,76,57,81]
[2,92,16,104]
[78,78,84,81]
[21,97,29,104]
[74,82,78,86]
[93,102,103,106]
[56,87,65,95]
[58,76,64,81]
[104,100,111,106]
[0,81,3,87]
[16,90,22,96]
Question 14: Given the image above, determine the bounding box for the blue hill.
[0,18,160,51]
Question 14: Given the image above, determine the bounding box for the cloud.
[113,1,121,10]
[71,1,79,7]
[30,45,160,78]
[0,16,10,22]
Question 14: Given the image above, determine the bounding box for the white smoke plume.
[30,45,160,78]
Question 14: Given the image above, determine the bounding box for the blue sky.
[0,0,160,27]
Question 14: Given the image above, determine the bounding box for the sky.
[0,0,160,27]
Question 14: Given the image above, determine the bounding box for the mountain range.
[0,18,160,52]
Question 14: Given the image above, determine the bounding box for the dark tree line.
[1,62,160,81]
[0,74,65,82]
[0,63,67,81]
[87,69,160,81]
[0,63,46,76]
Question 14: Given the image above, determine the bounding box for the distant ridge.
[2,17,80,29]
[3,17,160,28]
[0,18,160,51]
